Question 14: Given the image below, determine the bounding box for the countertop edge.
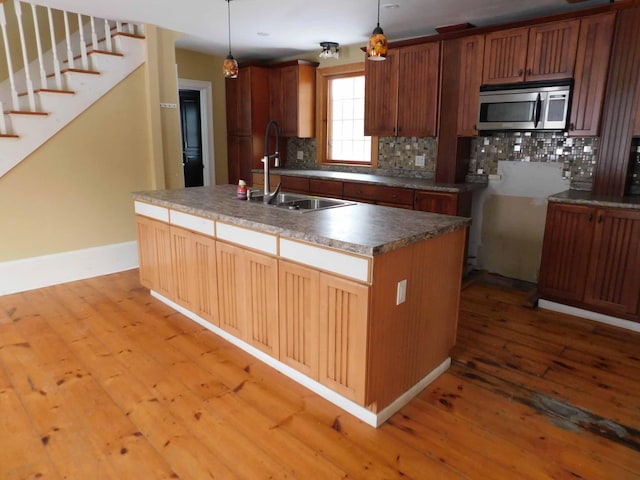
[548,190,640,210]
[132,190,471,257]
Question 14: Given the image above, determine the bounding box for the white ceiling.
[33,0,612,60]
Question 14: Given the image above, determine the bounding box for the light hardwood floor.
[1,269,639,479]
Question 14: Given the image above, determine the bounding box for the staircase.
[0,0,145,178]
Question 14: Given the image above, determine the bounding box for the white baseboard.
[0,241,139,296]
[539,299,640,333]
[151,290,449,428]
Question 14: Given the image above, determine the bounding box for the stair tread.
[0,134,20,139]
[46,68,100,79]
[67,50,125,63]
[18,89,75,97]
[6,110,49,116]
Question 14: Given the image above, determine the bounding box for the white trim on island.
[151,289,451,427]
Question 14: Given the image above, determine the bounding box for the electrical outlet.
[297,150,304,160]
[415,155,425,167]
[396,279,407,305]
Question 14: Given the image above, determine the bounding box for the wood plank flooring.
[0,269,639,479]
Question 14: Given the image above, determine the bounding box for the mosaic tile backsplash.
[288,132,600,190]
[470,132,598,191]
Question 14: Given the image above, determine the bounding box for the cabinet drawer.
[414,191,458,216]
[309,179,343,198]
[343,182,413,205]
[281,175,310,193]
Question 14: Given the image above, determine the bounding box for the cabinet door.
[216,242,246,338]
[279,261,320,378]
[483,27,529,84]
[192,233,218,325]
[280,66,300,137]
[343,182,414,206]
[538,203,595,302]
[569,14,615,136]
[269,68,285,134]
[584,208,640,317]
[526,20,579,81]
[397,43,440,137]
[227,135,252,186]
[226,72,251,136]
[457,34,485,136]
[319,273,369,404]
[309,179,343,198]
[244,250,279,357]
[170,226,196,311]
[414,191,458,216]
[364,48,399,136]
[280,175,310,194]
[136,215,173,299]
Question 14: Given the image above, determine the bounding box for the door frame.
[178,78,215,186]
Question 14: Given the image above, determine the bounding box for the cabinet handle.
[588,213,593,222]
[518,68,524,76]
[597,215,603,224]
[526,68,532,76]
[570,123,575,131]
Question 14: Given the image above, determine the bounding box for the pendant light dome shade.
[367,0,387,60]
[223,0,238,78]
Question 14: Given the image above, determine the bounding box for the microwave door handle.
[533,93,542,128]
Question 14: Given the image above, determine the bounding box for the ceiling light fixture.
[319,42,340,60]
[223,0,238,79]
[367,0,388,61]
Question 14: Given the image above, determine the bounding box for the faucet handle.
[274,152,280,168]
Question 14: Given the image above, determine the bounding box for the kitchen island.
[132,184,470,427]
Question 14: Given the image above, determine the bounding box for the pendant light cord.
[227,0,232,55]
[377,0,381,27]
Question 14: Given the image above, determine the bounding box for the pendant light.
[367,0,388,61]
[223,0,239,78]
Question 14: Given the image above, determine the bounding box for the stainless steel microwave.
[477,82,572,132]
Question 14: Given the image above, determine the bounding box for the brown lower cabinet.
[251,172,471,216]
[538,202,640,321]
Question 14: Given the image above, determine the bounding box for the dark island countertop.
[132,185,470,256]
[255,168,487,193]
[549,190,640,210]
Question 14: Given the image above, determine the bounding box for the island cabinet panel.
[216,242,247,339]
[191,234,219,325]
[170,226,197,311]
[569,13,615,136]
[396,42,440,137]
[136,215,173,299]
[457,34,485,136]
[366,228,466,409]
[244,250,279,356]
[364,48,399,136]
[538,203,594,303]
[278,261,320,379]
[319,273,369,404]
[583,209,640,317]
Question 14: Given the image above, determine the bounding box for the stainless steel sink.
[248,191,355,212]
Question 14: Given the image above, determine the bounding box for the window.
[317,64,377,166]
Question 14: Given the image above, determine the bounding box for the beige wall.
[0,66,153,261]
[175,48,229,185]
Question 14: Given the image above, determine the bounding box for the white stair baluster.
[30,3,47,90]
[0,3,20,110]
[90,16,98,52]
[15,1,36,111]
[103,19,113,52]
[127,22,134,35]
[47,7,62,90]
[77,13,88,70]
[116,21,123,33]
[63,10,74,69]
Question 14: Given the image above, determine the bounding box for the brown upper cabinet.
[269,61,318,138]
[365,43,440,137]
[569,13,615,137]
[483,20,580,84]
[635,93,640,137]
[457,34,485,136]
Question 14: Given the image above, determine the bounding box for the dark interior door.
[179,90,204,187]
